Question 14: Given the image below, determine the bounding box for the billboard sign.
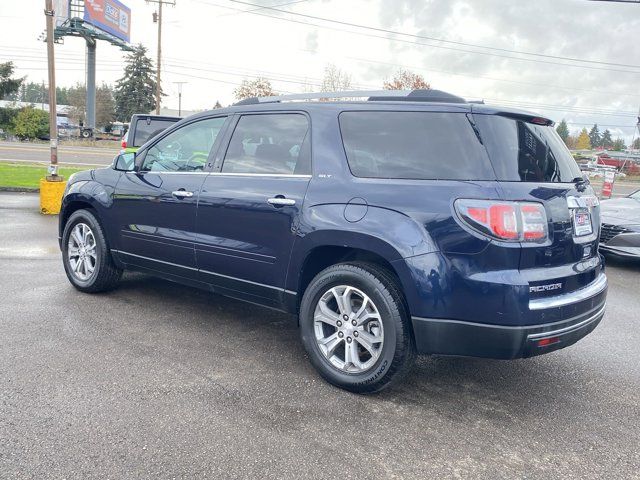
[84,0,131,43]
[54,0,70,28]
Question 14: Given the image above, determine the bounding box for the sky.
[1,0,639,142]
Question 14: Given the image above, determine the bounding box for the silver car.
[599,189,640,259]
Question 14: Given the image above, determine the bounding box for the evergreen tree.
[0,62,23,99]
[601,129,613,150]
[114,45,159,121]
[576,128,591,150]
[556,119,569,144]
[588,124,601,148]
[632,138,640,150]
[612,138,626,151]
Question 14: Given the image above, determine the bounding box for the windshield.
[475,114,582,182]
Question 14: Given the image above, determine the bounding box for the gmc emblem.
[530,283,563,293]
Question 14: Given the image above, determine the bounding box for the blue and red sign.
[84,0,131,43]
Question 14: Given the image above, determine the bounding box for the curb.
[0,186,39,193]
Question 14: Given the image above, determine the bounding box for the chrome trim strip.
[126,171,312,178]
[199,268,284,292]
[111,249,198,271]
[527,303,606,340]
[208,172,311,178]
[529,274,607,311]
[112,249,296,295]
[126,171,210,175]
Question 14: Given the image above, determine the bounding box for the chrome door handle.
[172,190,194,198]
[267,197,296,206]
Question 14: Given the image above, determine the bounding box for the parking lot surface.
[1,192,639,479]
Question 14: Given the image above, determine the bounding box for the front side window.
[222,113,310,175]
[141,117,226,172]
[339,111,494,180]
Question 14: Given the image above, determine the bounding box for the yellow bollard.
[39,178,67,215]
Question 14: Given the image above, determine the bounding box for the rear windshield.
[339,111,495,180]
[132,118,177,147]
[475,114,582,182]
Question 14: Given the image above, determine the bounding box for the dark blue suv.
[59,89,607,393]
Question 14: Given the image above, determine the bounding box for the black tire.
[299,262,416,393]
[61,209,122,293]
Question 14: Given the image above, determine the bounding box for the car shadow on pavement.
[108,271,623,423]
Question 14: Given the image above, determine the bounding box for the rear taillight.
[121,139,127,149]
[455,199,548,243]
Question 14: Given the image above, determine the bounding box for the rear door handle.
[172,190,194,198]
[267,197,296,207]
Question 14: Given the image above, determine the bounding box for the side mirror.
[113,152,136,172]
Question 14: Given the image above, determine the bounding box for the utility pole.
[147,0,175,115]
[44,0,60,180]
[173,81,187,116]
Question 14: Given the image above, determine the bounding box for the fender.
[286,203,438,295]
[59,168,120,247]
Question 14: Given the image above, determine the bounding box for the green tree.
[632,138,640,150]
[612,138,626,151]
[601,129,613,150]
[0,62,23,99]
[576,128,591,150]
[556,119,569,144]
[12,107,48,140]
[0,107,18,133]
[383,69,431,90]
[588,124,601,148]
[233,78,275,101]
[67,82,116,127]
[114,45,159,121]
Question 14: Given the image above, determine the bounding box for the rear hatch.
[473,111,602,303]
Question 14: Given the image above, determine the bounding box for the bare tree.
[320,64,352,91]
[383,69,431,90]
[233,77,276,101]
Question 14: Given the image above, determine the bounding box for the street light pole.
[44,0,60,180]
[173,81,187,116]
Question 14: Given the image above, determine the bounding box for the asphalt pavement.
[0,192,639,479]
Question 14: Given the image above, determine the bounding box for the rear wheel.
[299,262,415,393]
[61,209,122,292]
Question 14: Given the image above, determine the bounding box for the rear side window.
[339,111,494,180]
[132,118,178,147]
[222,113,310,175]
[475,114,582,182]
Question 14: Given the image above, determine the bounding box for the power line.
[192,0,640,74]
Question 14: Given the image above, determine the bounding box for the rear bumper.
[412,284,607,359]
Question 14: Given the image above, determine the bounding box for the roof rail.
[233,89,467,106]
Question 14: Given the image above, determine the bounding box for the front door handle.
[267,196,296,207]
[172,190,194,199]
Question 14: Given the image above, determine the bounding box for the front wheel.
[61,209,122,293]
[299,263,416,393]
